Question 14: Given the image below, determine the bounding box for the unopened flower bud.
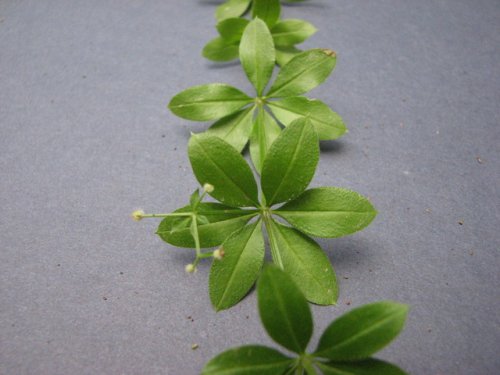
[203,183,214,193]
[213,248,225,260]
[185,264,196,273]
[131,209,145,221]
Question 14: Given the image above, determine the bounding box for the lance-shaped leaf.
[317,359,408,375]
[257,265,313,354]
[202,38,240,62]
[271,19,317,46]
[275,45,302,66]
[249,107,282,174]
[252,0,281,28]
[266,220,337,305]
[315,301,409,361]
[268,97,347,140]
[188,134,259,207]
[261,118,319,205]
[276,188,377,238]
[202,345,293,375]
[240,18,275,96]
[156,203,257,248]
[206,106,256,152]
[169,84,252,121]
[210,221,264,311]
[216,0,251,22]
[267,49,337,98]
[217,18,249,43]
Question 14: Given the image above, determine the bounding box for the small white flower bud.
[131,209,145,221]
[185,264,196,273]
[213,248,225,260]
[203,183,214,193]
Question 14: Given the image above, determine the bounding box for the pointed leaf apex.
[322,49,336,58]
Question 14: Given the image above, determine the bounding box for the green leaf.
[315,301,409,361]
[257,265,313,354]
[317,359,408,375]
[266,220,337,305]
[267,49,337,98]
[217,18,249,43]
[170,216,191,233]
[240,18,275,96]
[252,0,281,28]
[249,107,282,174]
[302,359,320,375]
[197,215,210,225]
[202,345,293,375]
[261,118,319,206]
[169,84,252,121]
[189,134,260,207]
[189,189,200,208]
[216,0,252,22]
[268,97,346,140]
[157,203,257,248]
[271,19,317,46]
[203,37,240,62]
[275,188,377,238]
[275,45,302,67]
[206,107,256,152]
[210,221,264,311]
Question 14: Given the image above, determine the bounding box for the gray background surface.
[1,0,499,374]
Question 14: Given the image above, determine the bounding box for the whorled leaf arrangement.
[138,119,376,310]
[216,0,308,22]
[172,18,346,173]
[203,265,409,374]
[131,1,411,372]
[207,0,316,65]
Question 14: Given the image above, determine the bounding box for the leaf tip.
[322,49,336,58]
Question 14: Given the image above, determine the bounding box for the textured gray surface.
[1,0,499,374]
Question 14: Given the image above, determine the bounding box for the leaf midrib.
[267,272,304,353]
[274,223,330,297]
[268,53,328,97]
[267,126,306,205]
[317,310,402,357]
[195,138,258,206]
[271,25,311,38]
[269,100,333,126]
[217,221,261,308]
[276,210,374,215]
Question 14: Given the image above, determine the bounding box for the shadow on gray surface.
[320,236,378,269]
[320,139,345,154]
[205,60,241,70]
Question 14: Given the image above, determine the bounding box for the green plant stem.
[141,213,192,219]
[301,357,318,375]
[191,214,202,266]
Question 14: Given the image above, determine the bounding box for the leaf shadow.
[319,140,344,154]
[171,123,210,139]
[282,2,326,9]
[198,0,224,6]
[205,60,241,69]
[318,236,379,270]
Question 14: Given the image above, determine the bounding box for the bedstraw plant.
[215,0,309,22]
[206,0,316,65]
[135,119,376,310]
[203,265,409,375]
[131,2,410,372]
[171,18,346,173]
